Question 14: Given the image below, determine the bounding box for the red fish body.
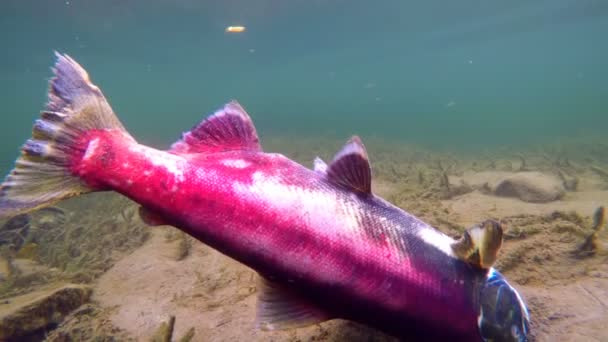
[76,132,481,339]
[0,54,530,341]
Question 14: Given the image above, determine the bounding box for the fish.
[0,53,530,341]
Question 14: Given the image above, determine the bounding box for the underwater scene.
[1,1,607,341]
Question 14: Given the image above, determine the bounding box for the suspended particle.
[225,26,246,33]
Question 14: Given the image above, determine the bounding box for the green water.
[1,0,607,174]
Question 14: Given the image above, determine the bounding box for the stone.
[0,284,92,340]
[494,172,565,203]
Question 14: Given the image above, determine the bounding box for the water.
[1,1,607,170]
[0,1,607,341]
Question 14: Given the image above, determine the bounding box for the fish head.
[478,268,530,342]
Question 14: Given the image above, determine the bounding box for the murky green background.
[1,0,607,174]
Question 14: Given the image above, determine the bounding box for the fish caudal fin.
[0,52,132,219]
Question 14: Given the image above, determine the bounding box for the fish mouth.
[477,269,530,342]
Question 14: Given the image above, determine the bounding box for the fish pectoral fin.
[451,220,503,269]
[169,101,262,155]
[256,275,333,331]
[138,207,169,226]
[325,136,372,194]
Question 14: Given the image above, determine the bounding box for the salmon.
[0,53,529,341]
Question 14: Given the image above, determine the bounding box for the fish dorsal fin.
[313,157,328,174]
[170,101,261,154]
[256,275,332,331]
[451,220,503,269]
[326,136,372,194]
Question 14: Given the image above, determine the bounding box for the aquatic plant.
[150,315,196,342]
[0,193,149,299]
[43,303,135,342]
[573,207,606,258]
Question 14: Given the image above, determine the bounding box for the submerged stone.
[1,214,30,231]
[0,284,92,340]
[494,172,565,203]
[0,214,30,251]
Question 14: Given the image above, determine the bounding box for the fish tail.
[0,52,132,218]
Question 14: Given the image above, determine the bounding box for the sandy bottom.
[3,138,608,342]
[88,187,608,342]
[92,226,405,341]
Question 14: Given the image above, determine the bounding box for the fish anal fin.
[326,136,372,194]
[452,220,503,269]
[138,207,168,226]
[256,275,332,331]
[169,101,261,155]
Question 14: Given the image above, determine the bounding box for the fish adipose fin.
[0,52,132,219]
[326,136,372,194]
[256,276,333,331]
[169,101,261,154]
[451,220,503,269]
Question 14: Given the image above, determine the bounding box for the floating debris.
[225,25,246,33]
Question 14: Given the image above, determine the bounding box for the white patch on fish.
[234,171,360,234]
[417,226,456,257]
[222,159,250,169]
[82,138,99,161]
[130,145,186,182]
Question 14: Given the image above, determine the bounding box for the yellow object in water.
[225,25,246,33]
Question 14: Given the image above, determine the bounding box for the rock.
[449,171,513,194]
[444,177,474,198]
[0,214,30,251]
[0,284,92,340]
[494,172,565,203]
[450,171,566,203]
[1,214,30,231]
